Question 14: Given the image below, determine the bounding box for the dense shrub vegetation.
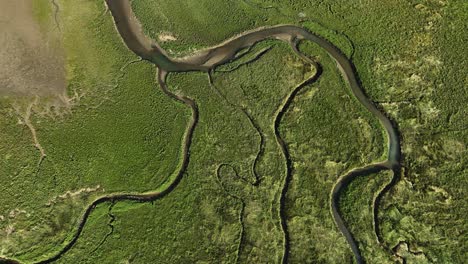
[0,0,465,263]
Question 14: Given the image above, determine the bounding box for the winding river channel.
[4,0,401,263]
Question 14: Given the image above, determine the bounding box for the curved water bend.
[106,0,400,166]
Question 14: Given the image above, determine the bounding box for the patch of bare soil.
[158,32,177,42]
[0,0,66,99]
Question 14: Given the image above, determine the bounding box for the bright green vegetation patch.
[37,61,188,193]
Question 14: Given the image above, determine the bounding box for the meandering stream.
[4,0,401,263]
[106,1,401,262]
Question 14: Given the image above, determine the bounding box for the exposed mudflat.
[0,0,65,97]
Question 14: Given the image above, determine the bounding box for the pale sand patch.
[45,185,103,206]
[0,0,66,98]
[158,32,177,42]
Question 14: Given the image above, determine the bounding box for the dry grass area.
[0,0,65,99]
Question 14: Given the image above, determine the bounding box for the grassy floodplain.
[1,0,189,261]
[0,0,466,263]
